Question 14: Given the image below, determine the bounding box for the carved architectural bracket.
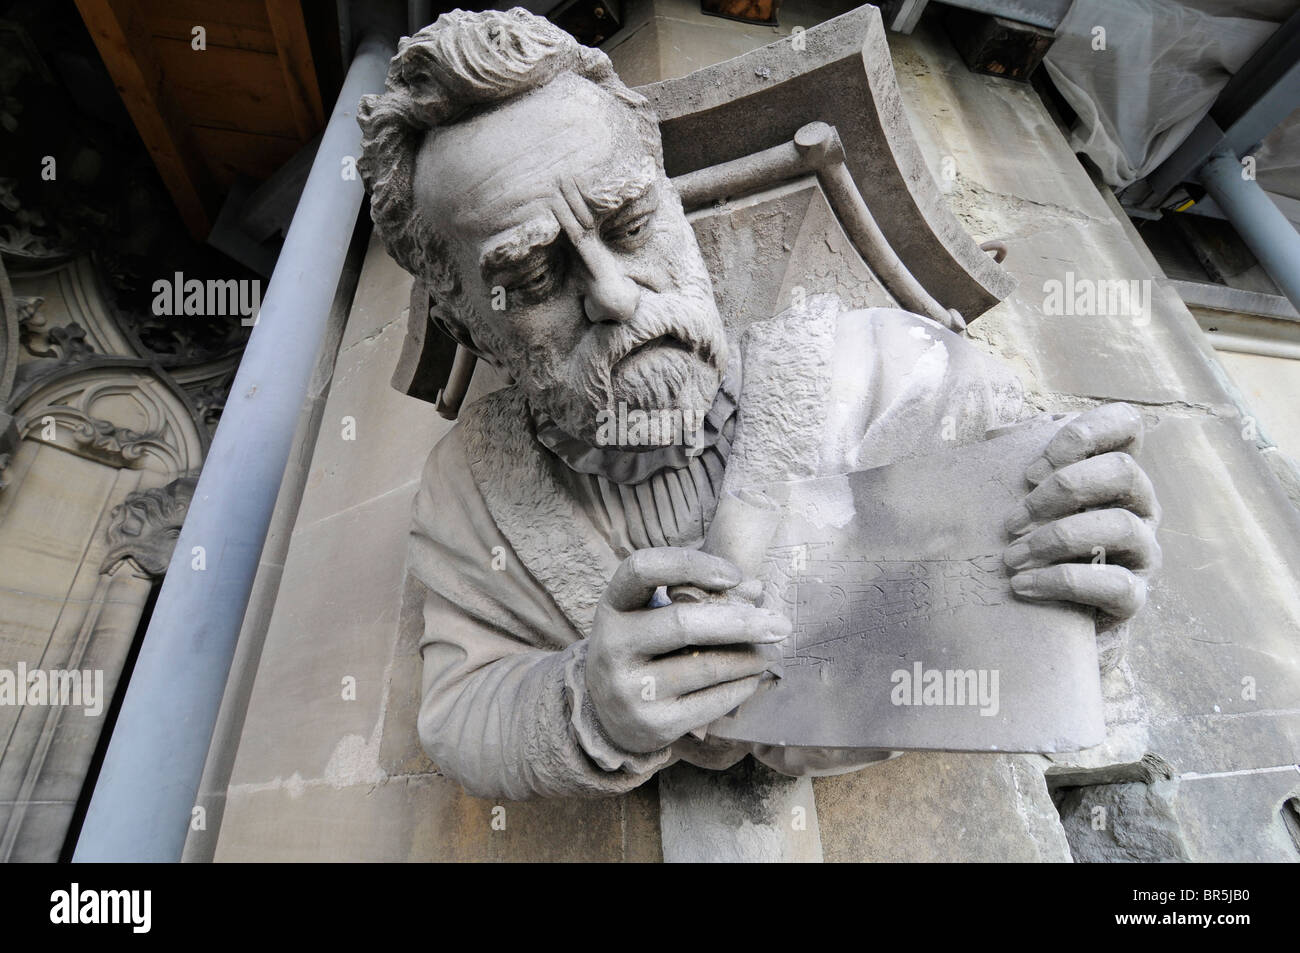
[101,475,197,576]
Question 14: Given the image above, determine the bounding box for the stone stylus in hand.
[667,486,788,739]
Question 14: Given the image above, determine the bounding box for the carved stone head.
[358,8,727,449]
[102,475,197,575]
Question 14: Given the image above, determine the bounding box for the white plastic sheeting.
[1043,0,1299,200]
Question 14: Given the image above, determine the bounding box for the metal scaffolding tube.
[72,34,393,862]
[1200,152,1300,314]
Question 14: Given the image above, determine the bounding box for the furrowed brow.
[479,216,561,274]
[578,166,655,217]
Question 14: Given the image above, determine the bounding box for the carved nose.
[581,249,641,324]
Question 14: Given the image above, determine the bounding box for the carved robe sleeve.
[408,428,673,799]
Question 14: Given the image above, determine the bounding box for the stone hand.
[1004,403,1162,622]
[586,548,790,754]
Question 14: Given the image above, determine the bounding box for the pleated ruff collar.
[531,365,741,486]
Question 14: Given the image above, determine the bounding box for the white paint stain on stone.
[789,473,856,530]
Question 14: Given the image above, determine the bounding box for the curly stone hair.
[357,8,661,362]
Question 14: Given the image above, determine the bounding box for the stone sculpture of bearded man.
[358,8,1161,800]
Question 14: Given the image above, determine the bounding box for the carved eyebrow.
[479,216,561,274]
[578,167,656,217]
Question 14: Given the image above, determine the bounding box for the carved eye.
[604,212,654,250]
[508,254,564,303]
[520,266,549,289]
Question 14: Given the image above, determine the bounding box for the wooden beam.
[153,38,303,138]
[264,0,325,142]
[73,0,216,238]
[137,0,278,53]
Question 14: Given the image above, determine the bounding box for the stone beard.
[497,196,727,451]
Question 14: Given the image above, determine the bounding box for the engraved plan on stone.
[766,549,1010,671]
[710,418,1107,753]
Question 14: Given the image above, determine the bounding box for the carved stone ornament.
[13,365,205,478]
[360,6,1161,803]
[101,475,197,575]
[13,294,95,390]
[0,176,69,262]
[73,416,153,462]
